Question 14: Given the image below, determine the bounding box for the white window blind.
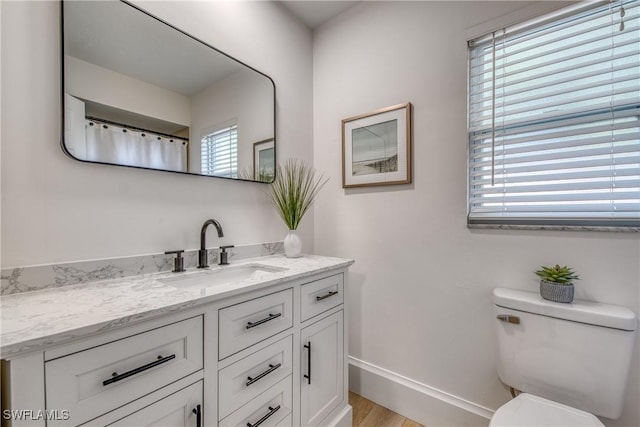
[201,124,237,178]
[468,0,640,228]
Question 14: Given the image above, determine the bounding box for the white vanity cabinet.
[300,311,344,427]
[1,265,351,427]
[298,274,345,427]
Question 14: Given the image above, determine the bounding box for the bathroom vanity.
[0,255,353,427]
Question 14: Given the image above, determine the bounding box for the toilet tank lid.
[493,288,636,331]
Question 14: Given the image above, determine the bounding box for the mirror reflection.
[62,1,276,182]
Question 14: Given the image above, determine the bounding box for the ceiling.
[64,1,246,97]
[279,1,359,29]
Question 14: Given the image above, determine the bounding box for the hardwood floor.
[349,392,424,427]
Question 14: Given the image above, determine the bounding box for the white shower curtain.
[85,120,187,172]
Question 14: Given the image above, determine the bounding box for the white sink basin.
[159,265,284,289]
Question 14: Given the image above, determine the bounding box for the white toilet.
[491,288,637,426]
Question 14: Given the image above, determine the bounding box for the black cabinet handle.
[102,354,176,386]
[246,313,282,329]
[303,341,311,384]
[192,404,201,427]
[316,290,338,301]
[246,363,282,387]
[246,405,280,427]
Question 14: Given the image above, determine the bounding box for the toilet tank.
[493,288,636,419]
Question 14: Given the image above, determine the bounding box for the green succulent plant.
[535,264,580,284]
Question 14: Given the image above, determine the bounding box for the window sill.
[467,223,640,233]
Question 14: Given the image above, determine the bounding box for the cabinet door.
[86,381,202,427]
[300,310,344,427]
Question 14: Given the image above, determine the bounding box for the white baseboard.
[349,356,493,427]
[323,405,352,427]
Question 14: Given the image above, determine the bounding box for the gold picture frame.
[342,102,412,188]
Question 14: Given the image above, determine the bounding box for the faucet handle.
[165,250,185,273]
[219,245,234,266]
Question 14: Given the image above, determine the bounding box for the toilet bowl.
[489,393,604,427]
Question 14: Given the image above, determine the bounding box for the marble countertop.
[0,254,353,358]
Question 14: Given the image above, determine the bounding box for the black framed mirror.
[61,0,276,182]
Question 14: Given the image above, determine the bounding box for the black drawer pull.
[246,363,282,387]
[247,405,280,427]
[192,404,201,427]
[246,313,282,329]
[316,290,338,301]
[303,341,311,384]
[102,354,176,386]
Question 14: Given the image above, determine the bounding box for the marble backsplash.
[0,242,283,295]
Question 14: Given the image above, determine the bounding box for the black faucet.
[198,219,224,268]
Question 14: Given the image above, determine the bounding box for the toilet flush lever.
[497,314,520,324]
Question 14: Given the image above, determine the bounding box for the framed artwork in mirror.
[253,138,275,182]
[342,102,412,188]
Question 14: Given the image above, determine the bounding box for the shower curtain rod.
[86,116,190,143]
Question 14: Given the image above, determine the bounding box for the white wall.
[313,2,640,426]
[65,55,191,126]
[0,0,313,268]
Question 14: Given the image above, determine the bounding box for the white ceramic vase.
[284,229,302,258]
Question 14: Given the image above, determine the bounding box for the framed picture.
[342,102,412,188]
[253,138,275,182]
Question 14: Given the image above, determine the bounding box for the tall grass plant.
[267,159,328,230]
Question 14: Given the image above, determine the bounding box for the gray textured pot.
[540,280,574,303]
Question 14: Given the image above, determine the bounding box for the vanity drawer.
[82,380,203,427]
[219,335,293,419]
[45,316,203,426]
[300,274,343,322]
[219,288,293,359]
[219,376,292,427]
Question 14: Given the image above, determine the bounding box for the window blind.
[201,124,238,178]
[467,0,640,228]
